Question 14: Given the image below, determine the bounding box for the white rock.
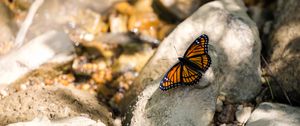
[0,30,74,85]
[246,102,300,126]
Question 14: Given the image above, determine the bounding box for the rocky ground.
[0,0,299,126]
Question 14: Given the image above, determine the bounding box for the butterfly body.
[178,57,203,73]
[159,34,211,91]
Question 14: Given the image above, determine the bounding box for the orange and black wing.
[160,62,182,91]
[160,63,202,91]
[181,64,202,86]
[187,54,211,72]
[184,34,211,72]
[183,34,209,57]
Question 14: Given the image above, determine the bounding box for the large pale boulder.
[123,0,261,125]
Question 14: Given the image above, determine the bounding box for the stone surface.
[123,0,261,125]
[0,85,113,125]
[0,30,75,85]
[210,0,261,103]
[7,116,106,126]
[267,0,300,105]
[246,102,300,126]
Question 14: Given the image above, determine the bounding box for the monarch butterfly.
[159,34,211,91]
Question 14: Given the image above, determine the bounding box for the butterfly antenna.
[173,45,179,57]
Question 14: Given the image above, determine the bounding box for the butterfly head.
[178,57,184,62]
[199,34,209,43]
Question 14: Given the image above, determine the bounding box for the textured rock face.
[267,0,300,105]
[246,102,300,126]
[0,85,113,126]
[126,0,261,125]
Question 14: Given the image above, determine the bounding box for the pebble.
[216,97,224,112]
[235,105,252,124]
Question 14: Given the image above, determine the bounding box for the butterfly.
[159,34,211,91]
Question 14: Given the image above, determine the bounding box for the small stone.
[81,84,91,91]
[255,96,263,105]
[218,95,226,101]
[20,84,27,91]
[218,104,236,123]
[0,88,8,97]
[235,106,252,124]
[114,2,135,15]
[216,97,224,112]
[109,12,128,33]
[113,117,122,126]
[113,92,124,104]
[83,33,95,42]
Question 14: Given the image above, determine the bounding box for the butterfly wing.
[187,54,211,72]
[181,64,202,86]
[160,62,182,91]
[160,34,211,91]
[160,62,202,91]
[184,34,211,71]
[183,34,209,57]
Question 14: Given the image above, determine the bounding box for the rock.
[122,0,261,125]
[235,105,252,124]
[0,85,113,125]
[109,11,128,33]
[120,0,261,116]
[267,0,300,105]
[152,0,210,21]
[7,116,106,126]
[0,30,75,85]
[216,97,224,112]
[246,102,300,126]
